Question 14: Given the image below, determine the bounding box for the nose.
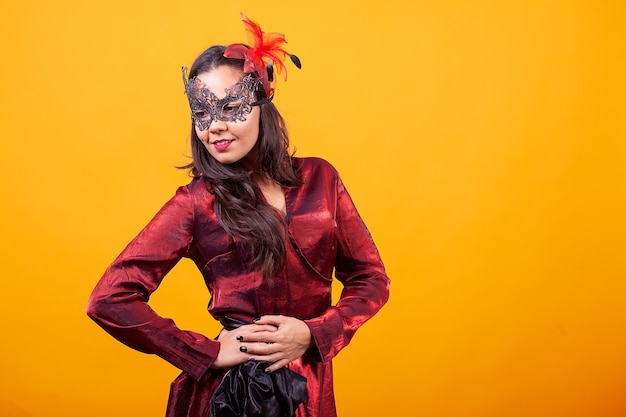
[209,118,228,134]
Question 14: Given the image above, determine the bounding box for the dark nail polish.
[236,335,244,341]
[239,346,247,352]
[264,368,271,373]
[253,317,261,322]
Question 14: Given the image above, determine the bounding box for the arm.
[86,185,220,380]
[304,174,391,362]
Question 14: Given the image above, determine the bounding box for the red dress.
[87,157,390,417]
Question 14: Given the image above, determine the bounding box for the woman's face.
[193,65,261,167]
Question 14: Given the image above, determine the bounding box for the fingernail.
[236,336,244,341]
[264,368,271,373]
[239,346,247,352]
[253,317,261,322]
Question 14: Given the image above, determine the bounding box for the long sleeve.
[86,185,220,380]
[305,175,390,361]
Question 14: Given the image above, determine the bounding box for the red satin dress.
[87,157,390,417]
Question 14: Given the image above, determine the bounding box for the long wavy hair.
[180,45,301,281]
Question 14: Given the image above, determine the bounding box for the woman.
[87,14,390,417]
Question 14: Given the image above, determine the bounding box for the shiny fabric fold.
[210,359,307,417]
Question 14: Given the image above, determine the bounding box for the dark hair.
[180,45,301,281]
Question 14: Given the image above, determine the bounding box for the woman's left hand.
[237,315,313,373]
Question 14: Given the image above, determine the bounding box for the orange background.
[1,1,626,416]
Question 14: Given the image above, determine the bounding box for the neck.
[240,145,261,173]
[253,172,274,187]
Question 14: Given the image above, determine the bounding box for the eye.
[193,111,210,119]
[221,101,243,116]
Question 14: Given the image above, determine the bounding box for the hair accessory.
[224,12,301,99]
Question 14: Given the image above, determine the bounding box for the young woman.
[87,14,390,417]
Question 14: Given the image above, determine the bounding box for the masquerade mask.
[182,67,265,131]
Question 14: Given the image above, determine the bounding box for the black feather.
[267,62,274,82]
[289,54,302,69]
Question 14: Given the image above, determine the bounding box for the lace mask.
[182,67,264,131]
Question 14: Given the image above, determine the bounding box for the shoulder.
[185,176,208,192]
[182,176,213,198]
[293,156,340,180]
[168,177,214,209]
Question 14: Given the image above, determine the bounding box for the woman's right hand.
[211,323,278,369]
[212,328,249,369]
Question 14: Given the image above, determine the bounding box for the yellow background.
[1,1,625,416]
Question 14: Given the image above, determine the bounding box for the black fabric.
[209,359,308,417]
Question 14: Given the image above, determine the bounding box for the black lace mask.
[182,67,264,131]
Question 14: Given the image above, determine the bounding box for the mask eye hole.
[193,110,211,120]
[219,101,244,119]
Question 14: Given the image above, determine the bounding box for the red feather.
[225,12,301,97]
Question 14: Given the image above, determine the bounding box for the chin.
[213,156,243,165]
